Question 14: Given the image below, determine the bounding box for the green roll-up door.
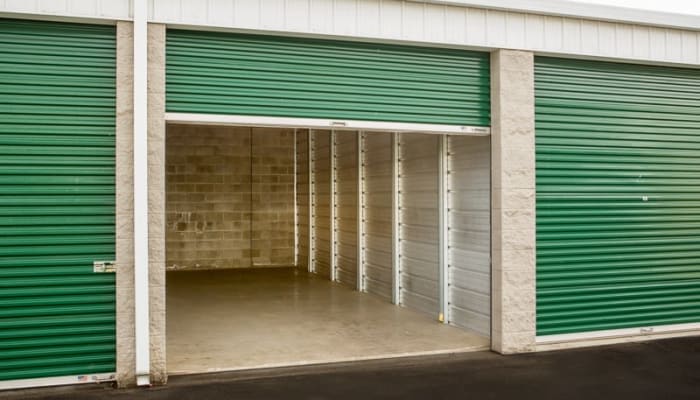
[166,30,489,126]
[535,57,700,336]
[0,19,116,382]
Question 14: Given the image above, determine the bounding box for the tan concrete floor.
[166,268,490,375]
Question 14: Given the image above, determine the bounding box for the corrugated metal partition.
[165,29,490,126]
[362,133,394,301]
[535,57,700,336]
[333,132,359,287]
[448,136,491,337]
[312,130,332,279]
[296,130,310,270]
[0,19,116,381]
[399,134,440,317]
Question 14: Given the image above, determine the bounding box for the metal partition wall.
[362,132,394,301]
[298,129,491,335]
[311,130,332,279]
[333,132,359,287]
[448,136,492,336]
[398,134,441,318]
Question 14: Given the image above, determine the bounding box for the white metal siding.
[399,133,439,318]
[2,1,698,66]
[333,131,358,288]
[448,135,491,337]
[362,132,393,301]
[312,130,332,279]
[296,129,310,270]
[147,0,700,67]
[0,0,130,19]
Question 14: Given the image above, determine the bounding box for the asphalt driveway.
[3,336,699,400]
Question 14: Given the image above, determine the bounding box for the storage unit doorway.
[163,27,492,375]
[163,119,491,374]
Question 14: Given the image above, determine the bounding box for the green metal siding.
[166,30,490,126]
[535,57,700,336]
[0,19,116,381]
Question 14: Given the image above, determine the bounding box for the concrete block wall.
[251,128,296,266]
[165,125,296,270]
[166,125,252,269]
[296,130,310,270]
[490,49,537,354]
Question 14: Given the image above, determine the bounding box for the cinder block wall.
[165,125,296,270]
[251,128,296,266]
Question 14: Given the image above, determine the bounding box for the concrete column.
[490,50,537,354]
[147,23,167,384]
[115,21,136,387]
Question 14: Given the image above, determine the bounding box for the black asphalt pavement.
[3,336,699,400]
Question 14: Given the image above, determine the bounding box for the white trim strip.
[165,113,490,136]
[330,131,337,282]
[537,323,700,344]
[428,0,700,31]
[308,131,314,273]
[437,135,449,324]
[0,373,115,391]
[357,132,365,292]
[391,132,401,306]
[133,0,150,387]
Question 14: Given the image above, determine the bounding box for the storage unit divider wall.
[312,131,332,279]
[398,134,441,318]
[362,133,395,301]
[448,136,492,337]
[333,132,359,288]
[296,129,491,332]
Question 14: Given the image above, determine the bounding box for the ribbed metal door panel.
[447,136,491,337]
[312,130,332,279]
[166,30,490,126]
[399,134,439,317]
[535,57,700,336]
[362,132,394,301]
[333,132,358,287]
[0,19,116,381]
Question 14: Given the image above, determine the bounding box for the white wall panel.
[312,130,332,279]
[447,135,490,337]
[333,131,359,288]
[296,130,310,270]
[505,12,525,49]
[261,0,285,30]
[362,132,393,301]
[1,0,698,66]
[2,0,697,65]
[285,0,309,31]
[309,0,332,34]
[1,0,131,19]
[399,133,439,318]
[356,0,380,37]
[207,0,234,26]
[525,14,544,49]
[333,0,356,36]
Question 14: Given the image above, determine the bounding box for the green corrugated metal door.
[535,57,700,336]
[166,30,490,126]
[0,19,116,383]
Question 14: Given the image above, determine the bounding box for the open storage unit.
[162,28,493,374]
[164,124,491,373]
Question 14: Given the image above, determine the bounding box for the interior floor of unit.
[166,268,490,375]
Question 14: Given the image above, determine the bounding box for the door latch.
[93,261,116,273]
